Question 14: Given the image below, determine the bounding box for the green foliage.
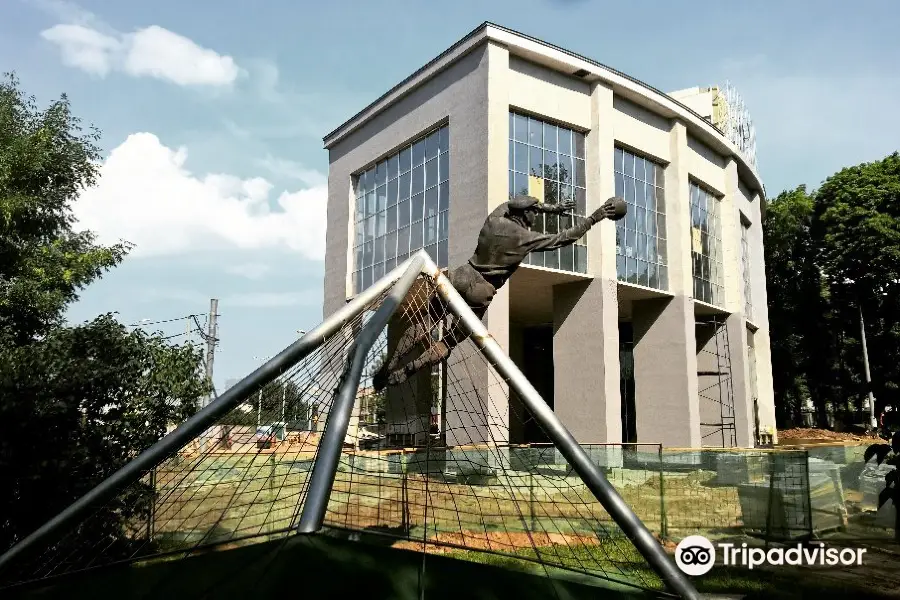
[0,316,209,553]
[220,379,311,427]
[815,153,900,297]
[765,153,900,428]
[0,73,130,345]
[0,73,210,561]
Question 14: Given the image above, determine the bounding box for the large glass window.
[352,125,450,294]
[614,148,667,289]
[689,182,724,306]
[741,218,753,319]
[508,112,587,273]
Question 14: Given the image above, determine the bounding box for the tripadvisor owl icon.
[675,535,716,576]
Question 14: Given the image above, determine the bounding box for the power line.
[161,331,193,341]
[128,314,200,328]
[128,313,218,344]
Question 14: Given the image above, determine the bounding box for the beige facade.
[322,23,776,449]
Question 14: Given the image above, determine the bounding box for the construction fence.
[143,441,897,557]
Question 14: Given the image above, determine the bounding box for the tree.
[0,74,210,565]
[763,186,839,427]
[814,154,900,416]
[0,74,128,346]
[221,379,310,427]
[764,154,900,429]
[814,153,900,300]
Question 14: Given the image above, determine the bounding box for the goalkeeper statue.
[373,194,626,391]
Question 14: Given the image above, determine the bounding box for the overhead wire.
[127,315,199,328]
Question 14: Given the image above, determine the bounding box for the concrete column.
[751,327,777,443]
[508,322,525,443]
[630,121,700,447]
[632,297,701,447]
[721,159,744,313]
[748,189,777,442]
[444,42,510,447]
[550,80,621,444]
[716,159,753,447]
[442,290,510,447]
[664,121,694,298]
[384,316,433,446]
[553,280,621,443]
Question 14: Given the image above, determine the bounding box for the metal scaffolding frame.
[697,315,737,448]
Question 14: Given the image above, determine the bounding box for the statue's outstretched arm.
[525,217,595,252]
[524,199,622,252]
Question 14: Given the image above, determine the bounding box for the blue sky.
[2,0,898,390]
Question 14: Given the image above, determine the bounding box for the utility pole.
[860,305,877,430]
[201,299,219,452]
[204,299,219,407]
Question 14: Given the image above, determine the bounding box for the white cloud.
[73,132,327,261]
[123,26,241,87]
[40,15,240,86]
[225,263,273,280]
[40,24,121,76]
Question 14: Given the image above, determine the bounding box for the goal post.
[0,250,699,599]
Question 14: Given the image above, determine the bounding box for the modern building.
[322,23,776,449]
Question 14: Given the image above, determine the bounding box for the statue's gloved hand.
[589,199,617,223]
[540,200,575,214]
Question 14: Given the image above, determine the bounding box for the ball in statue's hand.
[608,196,627,221]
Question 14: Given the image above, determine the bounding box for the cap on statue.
[509,194,541,211]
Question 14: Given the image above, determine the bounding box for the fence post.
[402,451,410,535]
[658,444,668,540]
[529,470,536,531]
[269,453,276,534]
[764,453,775,549]
[146,467,156,543]
[803,450,813,540]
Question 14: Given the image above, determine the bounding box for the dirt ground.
[756,540,900,598]
[391,530,602,553]
[778,427,879,442]
[390,529,678,555]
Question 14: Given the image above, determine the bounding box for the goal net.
[0,254,693,598]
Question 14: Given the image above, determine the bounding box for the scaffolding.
[697,315,737,447]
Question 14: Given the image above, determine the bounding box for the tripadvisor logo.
[675,535,716,576]
[674,535,867,576]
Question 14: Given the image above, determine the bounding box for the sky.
[2,0,898,390]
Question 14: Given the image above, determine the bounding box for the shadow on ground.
[5,533,899,600]
[2,534,655,600]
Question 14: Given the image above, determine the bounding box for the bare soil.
[778,427,879,443]
[391,530,602,553]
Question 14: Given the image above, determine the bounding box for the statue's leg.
[373,321,429,391]
[374,292,446,390]
[385,322,431,371]
[385,284,491,387]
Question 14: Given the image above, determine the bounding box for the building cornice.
[323,22,766,204]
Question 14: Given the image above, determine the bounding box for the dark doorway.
[619,322,637,444]
[522,325,554,444]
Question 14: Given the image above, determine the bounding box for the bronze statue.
[373,195,627,391]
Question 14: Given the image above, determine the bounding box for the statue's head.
[508,195,540,229]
